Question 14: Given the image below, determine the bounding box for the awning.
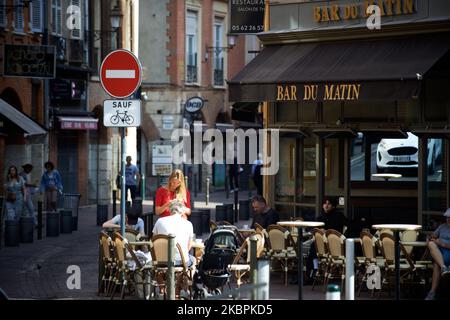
[228,33,450,102]
[58,116,98,130]
[0,99,47,137]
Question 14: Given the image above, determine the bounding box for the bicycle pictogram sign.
[110,110,135,125]
[103,100,141,127]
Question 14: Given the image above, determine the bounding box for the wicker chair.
[357,231,385,297]
[324,229,346,293]
[266,225,297,286]
[311,228,329,290]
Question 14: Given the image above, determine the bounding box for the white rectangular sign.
[103,100,141,127]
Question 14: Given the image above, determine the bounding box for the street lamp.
[206,34,238,56]
[110,5,122,30]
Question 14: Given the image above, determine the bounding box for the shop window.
[350,133,365,181]
[424,79,449,122]
[323,102,341,124]
[344,101,396,123]
[275,102,297,123]
[275,138,296,202]
[298,102,318,123]
[397,100,420,124]
[424,138,445,211]
[371,133,419,181]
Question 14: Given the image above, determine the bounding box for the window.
[31,0,43,32]
[213,18,224,86]
[185,10,198,84]
[51,0,62,35]
[14,0,24,32]
[0,0,6,28]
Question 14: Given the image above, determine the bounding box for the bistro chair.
[324,229,346,293]
[109,232,151,299]
[266,225,297,286]
[311,228,329,290]
[149,234,195,299]
[98,231,116,296]
[357,231,385,297]
[228,233,265,289]
[378,233,428,298]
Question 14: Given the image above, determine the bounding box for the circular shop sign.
[185,96,204,113]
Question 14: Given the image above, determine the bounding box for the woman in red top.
[155,169,191,219]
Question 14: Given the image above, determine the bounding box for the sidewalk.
[0,191,378,300]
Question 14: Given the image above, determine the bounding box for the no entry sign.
[100,49,142,98]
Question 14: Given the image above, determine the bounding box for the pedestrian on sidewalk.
[251,153,263,196]
[228,156,242,193]
[19,164,38,225]
[123,156,140,202]
[4,165,26,221]
[39,161,63,212]
[155,169,191,219]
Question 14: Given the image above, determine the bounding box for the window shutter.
[57,0,62,35]
[14,0,24,31]
[31,0,43,32]
[0,0,6,28]
[70,0,81,38]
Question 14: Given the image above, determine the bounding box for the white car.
[376,133,442,174]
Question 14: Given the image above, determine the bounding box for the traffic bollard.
[206,178,210,205]
[326,284,341,300]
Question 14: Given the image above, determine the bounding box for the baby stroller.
[193,226,242,299]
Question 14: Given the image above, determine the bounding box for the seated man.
[251,195,279,229]
[152,202,196,268]
[426,208,450,300]
[102,209,145,237]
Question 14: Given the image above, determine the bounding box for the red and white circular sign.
[100,49,142,99]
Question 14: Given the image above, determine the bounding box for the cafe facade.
[228,0,450,232]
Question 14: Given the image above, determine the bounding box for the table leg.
[394,230,400,300]
[297,226,303,300]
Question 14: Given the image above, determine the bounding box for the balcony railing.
[186,65,198,84]
[214,69,224,86]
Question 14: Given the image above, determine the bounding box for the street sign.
[3,44,56,78]
[185,96,204,113]
[103,100,141,127]
[229,0,265,34]
[100,49,142,98]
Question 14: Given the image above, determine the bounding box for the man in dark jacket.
[317,196,347,233]
[251,195,279,229]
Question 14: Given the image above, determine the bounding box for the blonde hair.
[166,169,187,202]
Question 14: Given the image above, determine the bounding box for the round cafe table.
[372,224,422,300]
[278,221,325,300]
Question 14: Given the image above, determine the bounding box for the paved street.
[0,191,392,300]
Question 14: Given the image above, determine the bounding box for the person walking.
[124,156,140,202]
[251,154,263,196]
[4,165,26,221]
[19,164,38,225]
[39,161,63,212]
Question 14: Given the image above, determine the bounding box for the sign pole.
[121,127,126,238]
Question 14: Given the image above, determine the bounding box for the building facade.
[139,0,253,194]
[229,0,450,231]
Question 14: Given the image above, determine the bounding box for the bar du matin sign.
[313,0,416,23]
[276,84,361,102]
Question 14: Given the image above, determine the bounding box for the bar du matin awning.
[228,33,450,103]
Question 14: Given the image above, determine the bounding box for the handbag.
[6,192,16,203]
